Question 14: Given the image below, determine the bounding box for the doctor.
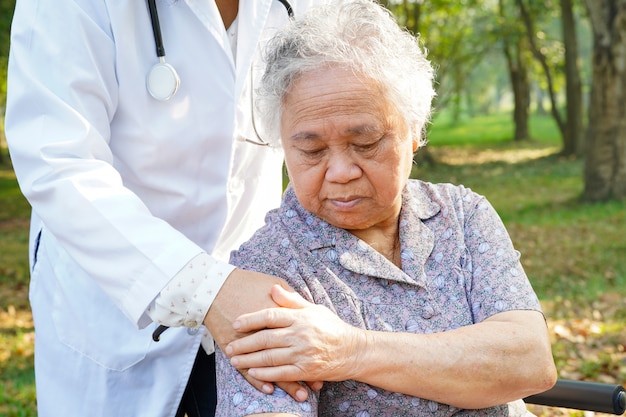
[5,0,327,416]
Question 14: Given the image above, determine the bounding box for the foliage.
[0,0,16,110]
[383,0,502,114]
[381,0,593,125]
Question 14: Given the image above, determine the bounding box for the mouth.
[328,197,362,210]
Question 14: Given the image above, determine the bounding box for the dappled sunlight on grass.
[0,305,34,372]
[0,305,36,417]
[428,144,560,165]
[542,293,626,381]
[427,113,562,147]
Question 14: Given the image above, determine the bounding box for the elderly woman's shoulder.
[407,179,486,208]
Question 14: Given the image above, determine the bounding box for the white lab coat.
[5,0,326,415]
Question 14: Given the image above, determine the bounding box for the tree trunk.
[501,0,530,141]
[561,0,585,157]
[510,43,531,141]
[534,85,548,116]
[517,0,567,142]
[583,0,626,201]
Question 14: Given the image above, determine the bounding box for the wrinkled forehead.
[281,67,405,137]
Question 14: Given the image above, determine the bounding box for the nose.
[325,150,362,183]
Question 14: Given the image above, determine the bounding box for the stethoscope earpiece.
[147,60,180,101]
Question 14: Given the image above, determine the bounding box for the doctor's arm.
[225,285,557,410]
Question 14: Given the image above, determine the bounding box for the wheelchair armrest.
[524,379,626,415]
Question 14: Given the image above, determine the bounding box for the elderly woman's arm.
[226,285,557,410]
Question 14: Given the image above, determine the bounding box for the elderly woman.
[215,0,557,415]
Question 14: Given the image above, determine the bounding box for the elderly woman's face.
[281,67,417,233]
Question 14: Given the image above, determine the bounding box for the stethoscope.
[145,0,294,102]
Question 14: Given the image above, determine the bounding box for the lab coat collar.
[236,0,273,65]
[183,0,274,99]
[183,0,236,67]
[235,0,273,100]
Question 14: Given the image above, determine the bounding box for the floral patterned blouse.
[216,180,541,417]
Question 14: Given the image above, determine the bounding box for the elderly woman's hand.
[224,284,366,383]
[206,269,322,401]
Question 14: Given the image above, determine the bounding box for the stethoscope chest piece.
[147,60,180,101]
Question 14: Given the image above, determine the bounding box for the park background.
[0,0,625,416]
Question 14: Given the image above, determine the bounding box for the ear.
[412,136,420,152]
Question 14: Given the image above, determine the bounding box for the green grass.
[0,325,36,417]
[1,113,625,416]
[0,164,30,310]
[427,112,562,147]
[0,150,36,416]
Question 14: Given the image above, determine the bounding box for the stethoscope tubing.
[147,0,166,58]
[277,0,295,18]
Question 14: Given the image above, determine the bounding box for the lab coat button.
[187,325,199,335]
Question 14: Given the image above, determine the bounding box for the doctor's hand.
[224,285,366,384]
[204,269,322,402]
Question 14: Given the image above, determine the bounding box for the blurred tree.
[516,0,567,141]
[561,0,584,157]
[515,0,586,156]
[381,0,497,117]
[0,0,15,106]
[499,0,531,141]
[0,0,16,165]
[582,0,626,201]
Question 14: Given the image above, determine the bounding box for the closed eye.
[299,147,326,159]
[355,141,379,151]
[354,136,384,153]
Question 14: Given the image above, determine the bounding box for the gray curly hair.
[256,0,436,146]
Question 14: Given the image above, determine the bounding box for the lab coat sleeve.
[5,0,204,327]
[148,253,234,330]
